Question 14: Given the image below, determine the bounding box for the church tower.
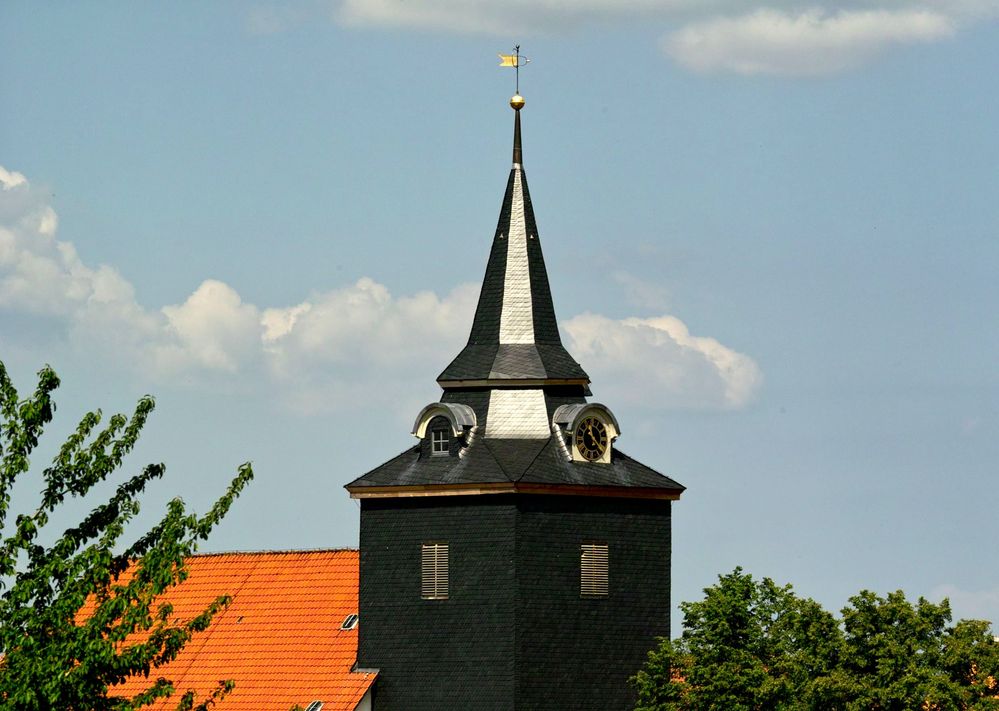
[346,93,684,710]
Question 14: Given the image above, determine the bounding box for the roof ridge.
[477,437,517,482]
[189,548,358,557]
[512,436,555,483]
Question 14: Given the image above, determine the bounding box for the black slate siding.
[519,174,561,346]
[358,496,518,710]
[514,495,672,710]
[466,171,514,346]
[358,494,672,710]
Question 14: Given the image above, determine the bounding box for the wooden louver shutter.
[580,543,609,597]
[421,542,449,600]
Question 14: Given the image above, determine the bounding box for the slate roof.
[438,110,588,386]
[109,550,374,710]
[346,436,685,494]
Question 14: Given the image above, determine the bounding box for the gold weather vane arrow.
[498,45,530,97]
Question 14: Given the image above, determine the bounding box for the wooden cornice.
[437,378,590,389]
[346,482,682,501]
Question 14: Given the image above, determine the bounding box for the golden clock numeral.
[574,416,609,461]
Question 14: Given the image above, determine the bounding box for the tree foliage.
[633,568,999,711]
[0,362,253,710]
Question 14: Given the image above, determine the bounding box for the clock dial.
[574,416,608,461]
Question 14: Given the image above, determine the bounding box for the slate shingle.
[438,160,588,385]
[346,433,684,494]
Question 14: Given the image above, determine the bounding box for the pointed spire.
[511,94,524,166]
[437,97,589,389]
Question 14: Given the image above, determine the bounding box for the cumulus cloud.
[665,8,955,76]
[1,165,761,413]
[0,168,260,377]
[565,313,762,410]
[158,280,263,373]
[260,279,478,411]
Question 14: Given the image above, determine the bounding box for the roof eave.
[345,481,683,501]
[437,377,591,388]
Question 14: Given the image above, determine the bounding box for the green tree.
[0,362,253,710]
[632,570,999,711]
[632,568,841,711]
[837,591,999,710]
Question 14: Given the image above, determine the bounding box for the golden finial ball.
[510,94,525,111]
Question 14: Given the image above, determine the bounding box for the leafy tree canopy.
[633,568,999,711]
[0,362,253,710]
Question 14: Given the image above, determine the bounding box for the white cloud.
[0,169,252,376]
[565,313,762,410]
[260,278,478,412]
[0,167,28,191]
[665,8,955,76]
[1,164,761,413]
[158,280,263,373]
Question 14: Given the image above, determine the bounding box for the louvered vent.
[421,542,449,600]
[580,543,609,597]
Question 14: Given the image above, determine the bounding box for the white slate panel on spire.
[484,389,550,439]
[498,169,535,344]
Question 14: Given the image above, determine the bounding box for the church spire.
[511,94,524,165]
[437,96,589,388]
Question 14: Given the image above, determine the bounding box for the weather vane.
[498,45,530,110]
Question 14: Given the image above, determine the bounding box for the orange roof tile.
[110,549,374,711]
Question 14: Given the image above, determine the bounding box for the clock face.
[574,416,608,461]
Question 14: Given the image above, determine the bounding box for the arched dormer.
[412,403,477,458]
[552,403,621,464]
[412,403,477,438]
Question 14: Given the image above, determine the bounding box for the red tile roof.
[112,549,374,710]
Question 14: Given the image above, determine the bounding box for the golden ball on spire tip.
[510,94,525,111]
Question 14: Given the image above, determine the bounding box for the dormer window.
[411,403,476,459]
[552,403,621,465]
[431,428,450,455]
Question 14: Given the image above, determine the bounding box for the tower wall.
[358,496,518,711]
[514,495,672,710]
[358,494,671,710]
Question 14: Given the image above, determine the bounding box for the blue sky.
[2,2,998,633]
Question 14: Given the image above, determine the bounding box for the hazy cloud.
[612,270,673,311]
[665,8,954,76]
[245,3,326,35]
[336,0,701,34]
[932,583,999,624]
[1,165,761,413]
